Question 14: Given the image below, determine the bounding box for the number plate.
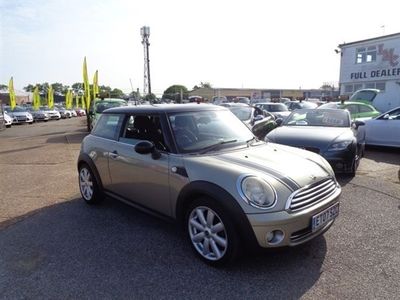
[311,203,339,232]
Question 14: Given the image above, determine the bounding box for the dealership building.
[338,32,400,110]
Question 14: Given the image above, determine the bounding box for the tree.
[144,93,157,101]
[162,85,188,102]
[0,84,7,91]
[110,88,125,98]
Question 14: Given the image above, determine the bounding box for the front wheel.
[78,164,103,204]
[185,197,240,266]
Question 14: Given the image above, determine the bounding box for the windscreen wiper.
[198,139,238,154]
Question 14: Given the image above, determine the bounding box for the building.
[0,90,32,105]
[338,32,400,111]
[189,87,338,102]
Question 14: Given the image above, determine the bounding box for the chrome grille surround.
[286,177,340,212]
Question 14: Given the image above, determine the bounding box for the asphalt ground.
[0,118,399,299]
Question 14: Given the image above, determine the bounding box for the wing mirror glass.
[134,141,161,159]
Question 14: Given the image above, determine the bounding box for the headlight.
[239,176,276,209]
[328,141,352,151]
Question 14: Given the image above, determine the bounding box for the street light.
[141,26,151,97]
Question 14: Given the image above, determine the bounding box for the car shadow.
[364,146,400,164]
[45,132,88,144]
[0,197,327,299]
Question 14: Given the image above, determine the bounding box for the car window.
[119,114,168,151]
[380,108,400,120]
[284,109,350,127]
[358,104,373,113]
[345,104,358,115]
[92,114,123,140]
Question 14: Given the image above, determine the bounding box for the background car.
[75,108,86,116]
[364,106,400,147]
[4,106,34,125]
[266,109,365,176]
[285,100,318,111]
[56,107,72,119]
[40,106,61,120]
[89,98,127,130]
[255,102,291,120]
[28,108,50,122]
[4,112,12,128]
[221,103,277,139]
[318,101,380,121]
[78,104,340,266]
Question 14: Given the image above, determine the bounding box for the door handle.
[109,150,118,159]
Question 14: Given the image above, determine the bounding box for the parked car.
[266,109,365,176]
[364,106,400,147]
[220,103,277,139]
[78,104,341,265]
[70,109,77,117]
[40,106,61,120]
[255,103,291,120]
[285,101,318,111]
[4,106,34,125]
[29,108,50,122]
[318,101,380,121]
[4,112,12,128]
[75,108,86,116]
[89,98,127,130]
[56,107,72,119]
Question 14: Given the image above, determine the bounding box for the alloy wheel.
[79,167,94,201]
[188,206,228,261]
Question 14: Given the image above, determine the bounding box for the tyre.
[185,197,240,266]
[78,164,103,204]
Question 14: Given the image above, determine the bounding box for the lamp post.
[141,26,151,97]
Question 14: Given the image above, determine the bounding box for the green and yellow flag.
[81,95,86,109]
[83,57,91,110]
[47,85,54,108]
[75,94,79,108]
[8,77,16,110]
[65,90,73,109]
[93,70,99,99]
[33,86,40,110]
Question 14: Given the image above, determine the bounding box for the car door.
[366,108,400,146]
[107,114,172,216]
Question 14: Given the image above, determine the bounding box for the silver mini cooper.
[78,104,341,265]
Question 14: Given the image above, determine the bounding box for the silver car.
[78,104,341,265]
[4,106,34,125]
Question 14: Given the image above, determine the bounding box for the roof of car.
[104,103,227,114]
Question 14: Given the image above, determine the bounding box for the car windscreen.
[10,107,27,112]
[299,102,318,109]
[265,104,288,112]
[284,109,350,127]
[95,101,127,113]
[228,106,252,121]
[350,90,377,102]
[168,109,254,153]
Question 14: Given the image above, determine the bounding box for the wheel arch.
[175,180,258,248]
[77,153,104,190]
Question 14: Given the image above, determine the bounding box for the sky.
[1,0,399,96]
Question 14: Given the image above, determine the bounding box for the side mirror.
[352,120,365,129]
[134,141,161,159]
[275,118,283,126]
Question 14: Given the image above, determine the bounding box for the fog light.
[266,230,285,245]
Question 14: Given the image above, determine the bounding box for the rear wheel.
[78,164,103,204]
[185,197,240,266]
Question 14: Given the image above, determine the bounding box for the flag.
[33,86,40,110]
[93,70,99,99]
[81,95,86,109]
[75,94,79,108]
[47,85,54,108]
[65,90,72,109]
[8,77,16,110]
[83,57,91,110]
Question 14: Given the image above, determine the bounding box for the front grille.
[288,178,338,211]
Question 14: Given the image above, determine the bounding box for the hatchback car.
[318,101,380,121]
[4,106,34,125]
[78,104,341,265]
[255,102,291,119]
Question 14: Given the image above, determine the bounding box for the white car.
[365,106,400,147]
[4,112,12,128]
[5,106,34,125]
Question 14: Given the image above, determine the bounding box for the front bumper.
[322,149,355,173]
[247,187,340,248]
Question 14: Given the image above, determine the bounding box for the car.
[78,104,341,265]
[75,108,86,116]
[364,106,400,147]
[70,109,77,117]
[29,109,50,122]
[40,106,61,120]
[266,109,365,176]
[285,101,318,111]
[255,102,291,120]
[89,98,127,130]
[4,106,34,125]
[220,103,277,139]
[4,112,12,128]
[318,101,380,121]
[56,107,72,119]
